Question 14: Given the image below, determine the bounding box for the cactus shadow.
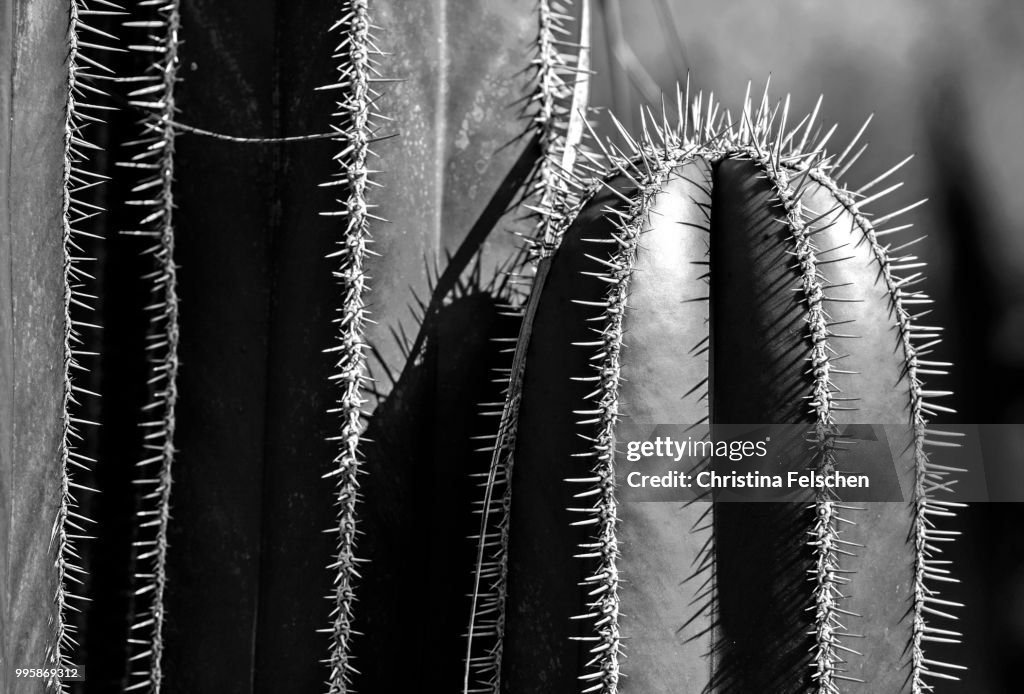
[347,138,537,690]
[707,503,814,694]
[353,285,514,692]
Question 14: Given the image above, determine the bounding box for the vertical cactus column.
[7,0,560,691]
[487,88,963,692]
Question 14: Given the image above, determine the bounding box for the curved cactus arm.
[320,1,386,691]
[54,1,122,689]
[117,1,183,691]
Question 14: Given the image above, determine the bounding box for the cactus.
[119,1,181,691]
[320,1,381,690]
[463,2,592,691]
[54,0,118,688]
[2,1,988,693]
[477,85,963,693]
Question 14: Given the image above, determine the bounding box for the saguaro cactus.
[476,87,963,693]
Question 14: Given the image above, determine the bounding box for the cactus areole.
[479,88,961,694]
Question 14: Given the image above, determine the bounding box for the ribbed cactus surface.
[476,88,962,693]
[2,0,977,691]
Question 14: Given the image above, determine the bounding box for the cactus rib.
[532,0,592,257]
[721,92,863,689]
[758,147,854,693]
[120,0,182,691]
[54,1,121,689]
[320,1,385,691]
[566,152,681,694]
[462,3,591,692]
[809,170,965,691]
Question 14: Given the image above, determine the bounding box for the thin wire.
[158,117,398,144]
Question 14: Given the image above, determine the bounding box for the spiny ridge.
[321,3,389,693]
[808,169,963,693]
[461,3,592,692]
[117,1,182,692]
[757,151,857,694]
[53,1,124,690]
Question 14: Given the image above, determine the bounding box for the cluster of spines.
[525,0,592,259]
[53,1,123,690]
[461,3,592,692]
[317,2,386,692]
[753,120,860,692]
[116,1,183,691]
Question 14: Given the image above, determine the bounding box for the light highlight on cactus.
[488,85,962,693]
[54,1,122,689]
[531,0,592,257]
[319,1,386,691]
[118,0,182,691]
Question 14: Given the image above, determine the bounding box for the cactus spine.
[531,0,592,257]
[119,1,182,690]
[321,1,384,691]
[483,85,963,693]
[55,0,119,688]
